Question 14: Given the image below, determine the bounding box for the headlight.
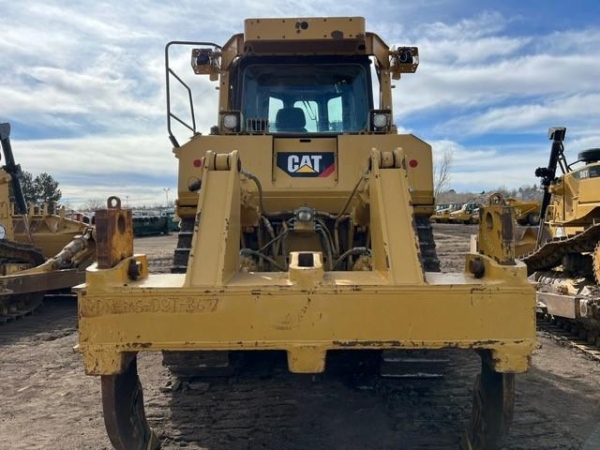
[373,113,389,128]
[219,111,242,133]
[370,109,392,131]
[297,208,314,223]
[294,207,316,232]
[0,225,6,239]
[222,114,238,130]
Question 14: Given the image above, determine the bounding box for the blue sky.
[1,1,599,207]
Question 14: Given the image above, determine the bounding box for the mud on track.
[1,227,600,449]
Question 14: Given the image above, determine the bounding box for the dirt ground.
[1,225,600,449]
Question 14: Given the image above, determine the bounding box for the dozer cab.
[76,17,535,449]
[523,127,600,345]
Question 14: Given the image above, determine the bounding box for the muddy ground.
[1,224,600,449]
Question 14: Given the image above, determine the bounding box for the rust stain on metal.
[333,339,516,349]
[123,342,152,349]
[469,286,488,293]
[95,198,133,269]
[333,340,402,348]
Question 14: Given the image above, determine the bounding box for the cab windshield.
[239,57,372,134]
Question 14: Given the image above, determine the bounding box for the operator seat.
[275,107,307,132]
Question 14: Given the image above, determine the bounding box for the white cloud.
[419,11,508,40]
[395,40,600,118]
[440,93,600,136]
[16,133,177,207]
[19,133,168,173]
[428,138,549,191]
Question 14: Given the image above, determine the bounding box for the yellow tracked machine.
[76,17,535,449]
[0,123,95,321]
[449,202,480,224]
[524,127,600,344]
[430,202,462,223]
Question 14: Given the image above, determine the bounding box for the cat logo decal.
[276,153,335,177]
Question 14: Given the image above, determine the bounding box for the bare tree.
[433,148,454,198]
[82,197,106,211]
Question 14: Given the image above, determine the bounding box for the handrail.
[164,41,222,148]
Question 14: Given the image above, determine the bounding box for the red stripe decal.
[319,163,335,177]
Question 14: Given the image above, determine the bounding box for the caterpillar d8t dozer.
[76,17,535,450]
[0,123,96,321]
[523,127,600,344]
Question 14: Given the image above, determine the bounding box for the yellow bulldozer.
[76,17,535,449]
[0,123,96,320]
[523,127,600,345]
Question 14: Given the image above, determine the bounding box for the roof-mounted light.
[191,48,221,80]
[390,46,419,80]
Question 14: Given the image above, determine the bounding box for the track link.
[0,293,44,324]
[415,215,441,272]
[171,217,194,274]
[537,312,600,362]
[522,223,600,272]
[0,240,47,323]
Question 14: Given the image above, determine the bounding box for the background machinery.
[76,17,535,450]
[523,127,600,345]
[448,201,480,224]
[506,198,541,226]
[430,202,462,223]
[0,123,95,321]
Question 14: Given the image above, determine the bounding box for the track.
[139,347,583,450]
[522,223,600,272]
[416,215,441,272]
[0,239,47,323]
[537,313,600,363]
[171,217,194,274]
[0,296,78,345]
[0,293,44,324]
[151,350,479,449]
[520,223,600,364]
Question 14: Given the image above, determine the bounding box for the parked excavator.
[523,127,600,345]
[0,123,95,321]
[76,17,535,450]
